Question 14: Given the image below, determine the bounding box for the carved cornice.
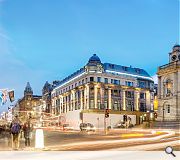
[157,63,180,75]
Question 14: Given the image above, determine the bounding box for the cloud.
[0,26,49,113]
[152,74,158,84]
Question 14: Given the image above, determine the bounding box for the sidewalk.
[0,136,36,151]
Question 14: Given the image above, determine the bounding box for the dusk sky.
[0,0,179,112]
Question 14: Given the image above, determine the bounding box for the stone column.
[73,90,76,110]
[80,89,83,110]
[94,85,98,109]
[64,95,67,113]
[67,94,70,112]
[134,90,140,111]
[100,86,104,109]
[52,97,57,114]
[84,87,87,110]
[158,76,161,98]
[174,71,179,120]
[59,95,62,114]
[173,72,178,95]
[71,90,75,111]
[122,89,126,111]
[146,91,151,111]
[108,88,112,109]
[86,85,89,109]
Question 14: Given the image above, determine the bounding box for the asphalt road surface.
[0,128,179,151]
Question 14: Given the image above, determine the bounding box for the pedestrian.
[23,120,33,147]
[10,115,21,150]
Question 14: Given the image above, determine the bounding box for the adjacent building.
[51,54,154,129]
[42,80,60,113]
[157,44,180,121]
[17,82,42,122]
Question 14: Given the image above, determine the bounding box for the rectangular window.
[90,100,94,109]
[125,81,133,87]
[113,90,118,96]
[104,101,108,109]
[90,87,94,94]
[90,77,94,82]
[139,81,145,88]
[113,101,118,110]
[126,91,134,98]
[97,77,101,82]
[104,89,108,95]
[82,79,84,84]
[140,93,145,99]
[126,100,134,111]
[140,103,146,112]
[111,79,114,84]
[114,79,120,85]
[97,100,101,109]
[104,78,108,84]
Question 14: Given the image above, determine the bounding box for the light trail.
[50,130,175,148]
[109,140,180,151]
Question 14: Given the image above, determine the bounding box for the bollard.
[35,128,44,149]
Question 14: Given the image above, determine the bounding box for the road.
[0,128,179,151]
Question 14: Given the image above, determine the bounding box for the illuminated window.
[90,100,94,109]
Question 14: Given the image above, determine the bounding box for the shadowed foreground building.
[157,44,180,121]
[42,80,60,113]
[51,54,154,129]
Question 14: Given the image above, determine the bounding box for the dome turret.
[173,44,180,51]
[87,54,101,65]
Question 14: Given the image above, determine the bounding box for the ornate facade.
[17,82,42,122]
[157,44,180,121]
[51,54,154,129]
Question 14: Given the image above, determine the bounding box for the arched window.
[163,78,173,97]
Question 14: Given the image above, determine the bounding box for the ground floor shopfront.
[59,109,153,130]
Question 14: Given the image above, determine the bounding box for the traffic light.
[123,114,127,122]
[105,109,110,118]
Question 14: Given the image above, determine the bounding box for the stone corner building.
[157,44,180,121]
[51,54,154,129]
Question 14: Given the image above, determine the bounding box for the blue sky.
[0,0,179,112]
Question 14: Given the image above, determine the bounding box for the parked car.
[80,123,96,132]
[63,124,74,130]
[114,122,126,128]
[114,122,134,129]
